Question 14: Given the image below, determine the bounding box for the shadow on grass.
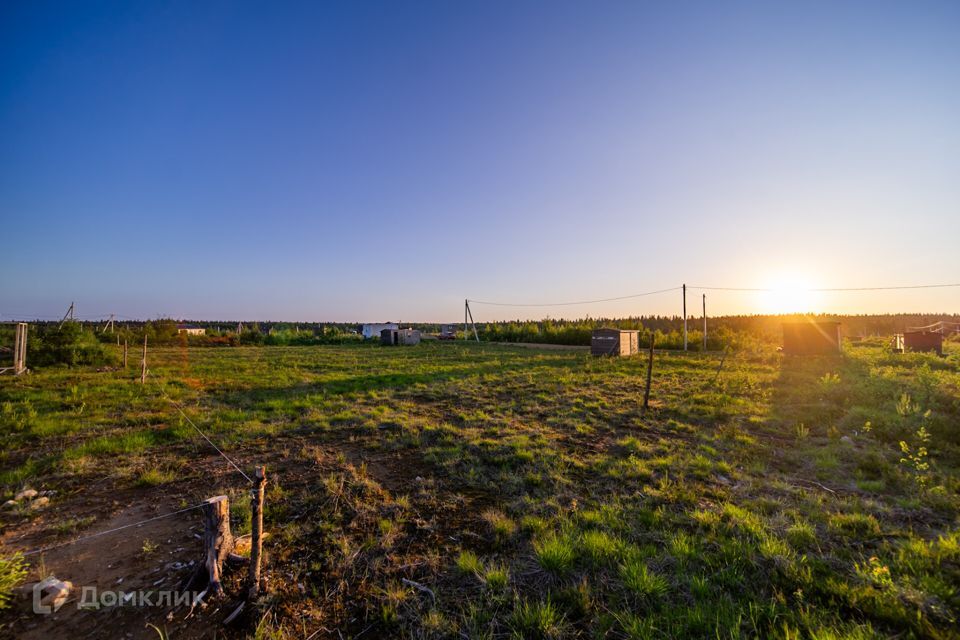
[208,355,589,411]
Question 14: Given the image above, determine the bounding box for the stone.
[28,496,50,510]
[15,488,38,501]
[2,499,17,509]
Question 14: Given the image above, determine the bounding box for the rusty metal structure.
[903,330,943,355]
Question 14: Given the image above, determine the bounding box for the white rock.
[2,499,17,509]
[28,496,50,510]
[15,489,37,501]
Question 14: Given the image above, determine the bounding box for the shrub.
[29,322,115,368]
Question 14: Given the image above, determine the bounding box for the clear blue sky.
[1,1,958,321]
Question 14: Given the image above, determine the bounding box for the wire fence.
[15,367,253,562]
[22,502,210,557]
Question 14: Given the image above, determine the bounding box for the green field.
[2,341,959,639]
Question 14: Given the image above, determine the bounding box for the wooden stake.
[248,466,266,599]
[682,284,687,351]
[202,495,233,596]
[123,340,128,368]
[702,293,707,352]
[643,333,655,410]
[14,323,27,375]
[140,335,147,384]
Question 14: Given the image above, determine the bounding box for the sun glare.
[757,273,821,314]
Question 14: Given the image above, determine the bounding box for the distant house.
[439,324,458,340]
[381,328,421,346]
[361,323,398,339]
[591,328,640,356]
[903,330,943,356]
[177,324,206,336]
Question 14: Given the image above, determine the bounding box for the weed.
[510,597,566,639]
[533,532,577,575]
[0,554,27,610]
[455,550,482,575]
[619,556,668,600]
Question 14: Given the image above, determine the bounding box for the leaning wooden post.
[140,335,147,384]
[643,333,655,410]
[203,495,233,596]
[248,466,266,598]
[123,340,128,368]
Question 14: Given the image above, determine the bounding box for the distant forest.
[3,314,958,358]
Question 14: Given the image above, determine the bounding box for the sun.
[756,273,821,314]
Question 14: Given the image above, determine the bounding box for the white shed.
[361,323,398,339]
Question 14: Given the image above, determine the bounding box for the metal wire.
[468,286,682,307]
[22,502,209,557]
[689,283,960,292]
[150,373,254,484]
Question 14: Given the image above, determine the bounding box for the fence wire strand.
[149,372,254,484]
[22,502,209,557]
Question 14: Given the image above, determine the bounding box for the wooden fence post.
[203,495,233,596]
[123,340,128,368]
[14,323,27,375]
[248,466,266,598]
[140,335,147,384]
[643,333,655,410]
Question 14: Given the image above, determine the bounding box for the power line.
[689,283,960,292]
[468,286,682,307]
[23,501,209,557]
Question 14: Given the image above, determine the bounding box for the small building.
[591,328,640,356]
[439,324,458,340]
[361,323,398,339]
[782,321,841,355]
[381,328,421,346]
[177,324,206,336]
[903,330,943,355]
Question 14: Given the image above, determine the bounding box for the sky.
[1,0,958,322]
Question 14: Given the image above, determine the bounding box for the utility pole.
[702,294,707,351]
[465,300,480,343]
[464,299,468,341]
[58,302,75,330]
[682,284,687,351]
